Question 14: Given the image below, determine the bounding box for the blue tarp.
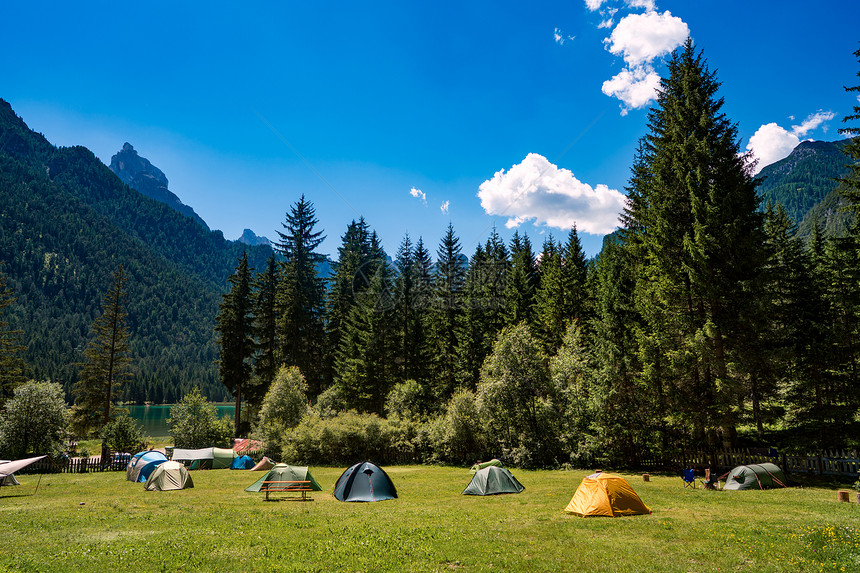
[230,455,254,470]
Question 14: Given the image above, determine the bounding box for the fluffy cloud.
[585,0,609,10]
[440,200,450,215]
[792,111,836,137]
[605,10,689,67]
[601,65,661,114]
[625,0,656,10]
[477,153,625,235]
[409,186,427,205]
[746,111,837,174]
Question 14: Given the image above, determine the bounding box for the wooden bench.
[261,480,314,501]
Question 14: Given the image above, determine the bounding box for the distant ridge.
[110,142,209,230]
[237,228,271,246]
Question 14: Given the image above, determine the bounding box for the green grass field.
[2,466,859,572]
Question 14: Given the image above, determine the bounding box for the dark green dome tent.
[333,461,397,502]
[462,466,524,495]
[245,464,322,492]
[722,463,787,490]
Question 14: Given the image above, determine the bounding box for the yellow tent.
[565,472,651,517]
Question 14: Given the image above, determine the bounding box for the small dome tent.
[333,461,397,502]
[245,464,323,492]
[144,461,193,491]
[463,466,524,495]
[722,463,787,490]
[565,472,651,517]
[469,459,503,475]
[126,451,168,483]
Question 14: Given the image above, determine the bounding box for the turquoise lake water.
[126,404,235,437]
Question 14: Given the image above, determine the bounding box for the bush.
[280,410,427,466]
[0,380,70,459]
[101,413,147,454]
[168,387,233,448]
[425,389,486,465]
[385,379,427,420]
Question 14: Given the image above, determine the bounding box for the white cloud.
[746,123,799,174]
[409,186,427,205]
[791,111,836,137]
[601,65,661,114]
[477,153,625,235]
[554,28,574,45]
[746,111,837,174]
[440,200,450,215]
[605,10,689,67]
[625,0,656,10]
[585,0,609,10]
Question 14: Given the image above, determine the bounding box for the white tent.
[0,455,47,487]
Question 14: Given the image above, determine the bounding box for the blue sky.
[3,1,859,258]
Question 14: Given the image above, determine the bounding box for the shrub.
[425,389,486,465]
[256,366,309,452]
[168,387,233,448]
[101,413,147,454]
[0,380,70,459]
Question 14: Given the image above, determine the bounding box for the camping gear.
[469,459,503,474]
[682,469,697,488]
[144,461,193,491]
[333,461,397,502]
[230,455,254,470]
[250,457,276,471]
[246,464,323,492]
[462,466,524,495]
[0,456,46,487]
[125,451,168,483]
[565,472,651,517]
[171,447,237,469]
[722,463,786,490]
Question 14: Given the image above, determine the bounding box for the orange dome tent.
[565,472,651,517]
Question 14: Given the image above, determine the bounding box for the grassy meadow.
[2,466,859,572]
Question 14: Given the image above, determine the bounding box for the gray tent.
[462,466,524,495]
[722,463,787,490]
[145,461,194,491]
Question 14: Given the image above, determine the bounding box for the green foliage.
[0,380,70,458]
[477,323,562,468]
[385,379,427,420]
[0,269,29,406]
[73,266,132,436]
[425,389,485,465]
[429,223,466,401]
[279,410,425,466]
[256,365,309,450]
[100,413,147,454]
[167,387,232,448]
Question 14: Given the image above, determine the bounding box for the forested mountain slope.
[756,139,852,229]
[0,99,272,403]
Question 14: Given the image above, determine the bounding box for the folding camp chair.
[682,469,697,488]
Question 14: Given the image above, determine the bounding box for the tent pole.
[33,474,43,496]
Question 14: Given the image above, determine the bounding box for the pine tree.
[505,230,537,326]
[624,40,765,447]
[252,254,279,392]
[393,233,430,388]
[215,251,255,437]
[0,269,29,406]
[561,226,589,326]
[275,195,328,396]
[430,223,466,401]
[534,237,566,352]
[74,266,132,435]
[327,218,371,359]
[837,44,860,210]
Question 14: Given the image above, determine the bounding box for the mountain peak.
[237,228,271,246]
[109,144,209,230]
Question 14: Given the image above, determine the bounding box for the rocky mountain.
[0,98,272,403]
[109,142,209,230]
[237,228,272,246]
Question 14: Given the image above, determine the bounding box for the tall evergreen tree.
[0,269,29,406]
[506,230,537,326]
[534,237,566,352]
[275,195,328,396]
[215,251,255,437]
[252,254,279,393]
[624,40,765,448]
[74,266,132,435]
[430,223,466,401]
[392,234,428,387]
[837,44,860,210]
[561,226,589,327]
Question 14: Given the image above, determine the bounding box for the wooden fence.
[16,455,130,475]
[640,448,860,478]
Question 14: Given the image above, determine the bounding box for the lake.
[126,404,235,437]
